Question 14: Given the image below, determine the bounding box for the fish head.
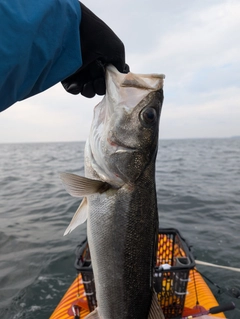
[87,65,165,185]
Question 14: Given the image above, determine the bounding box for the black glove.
[62,2,129,98]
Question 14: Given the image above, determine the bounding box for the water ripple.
[0,139,239,318]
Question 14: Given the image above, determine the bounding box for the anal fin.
[84,307,101,319]
[148,290,165,319]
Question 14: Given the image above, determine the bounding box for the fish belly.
[87,182,158,319]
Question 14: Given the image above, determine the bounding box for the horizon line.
[0,136,239,145]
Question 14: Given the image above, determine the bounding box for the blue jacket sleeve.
[0,0,82,112]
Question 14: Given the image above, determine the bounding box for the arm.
[61,2,128,98]
[0,1,128,112]
[0,0,82,112]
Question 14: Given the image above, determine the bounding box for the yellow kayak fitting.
[50,229,230,319]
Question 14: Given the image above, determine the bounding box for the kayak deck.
[50,229,226,319]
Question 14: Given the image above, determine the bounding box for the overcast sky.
[0,0,239,143]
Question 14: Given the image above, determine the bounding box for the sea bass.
[60,65,165,319]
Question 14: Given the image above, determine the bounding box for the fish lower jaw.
[107,138,137,153]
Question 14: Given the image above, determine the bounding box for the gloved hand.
[62,2,129,98]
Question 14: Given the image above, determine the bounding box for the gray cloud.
[0,0,239,142]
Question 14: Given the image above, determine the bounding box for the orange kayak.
[50,229,228,319]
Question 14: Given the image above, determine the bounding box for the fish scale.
[87,185,156,318]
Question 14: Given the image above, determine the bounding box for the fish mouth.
[107,137,137,153]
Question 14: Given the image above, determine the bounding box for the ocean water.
[0,138,239,319]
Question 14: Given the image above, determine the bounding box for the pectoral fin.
[64,197,88,236]
[148,290,165,319]
[85,307,100,319]
[60,172,110,197]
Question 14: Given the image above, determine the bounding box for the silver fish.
[60,65,165,319]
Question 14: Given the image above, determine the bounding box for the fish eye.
[140,107,157,125]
